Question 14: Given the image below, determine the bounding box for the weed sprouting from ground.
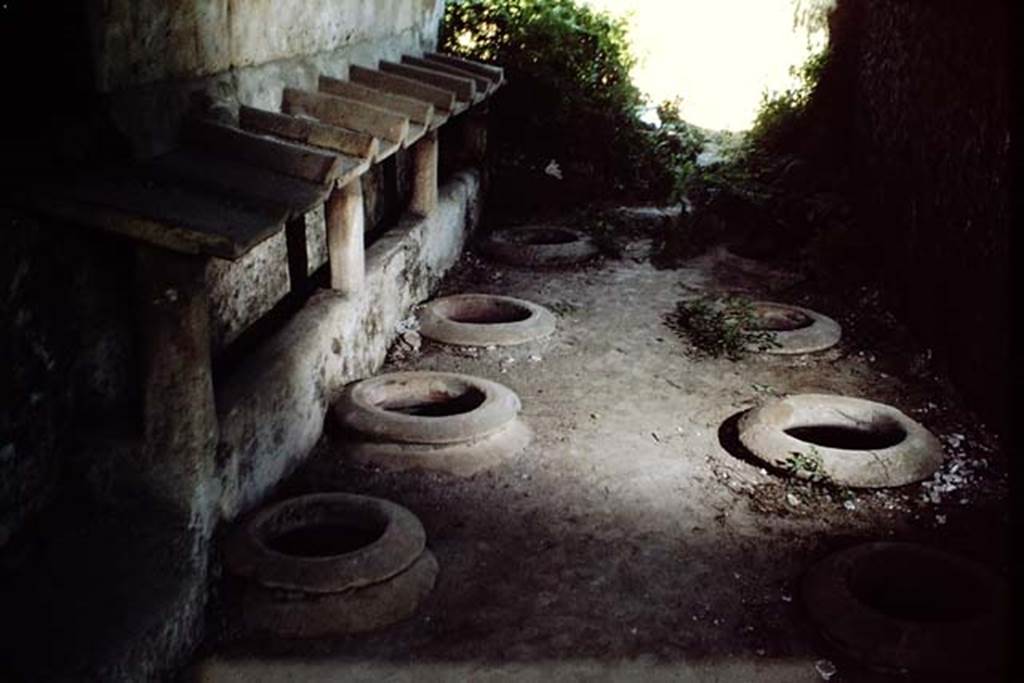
[778,447,829,483]
[664,294,779,359]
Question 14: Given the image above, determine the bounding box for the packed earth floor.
[195,209,1010,682]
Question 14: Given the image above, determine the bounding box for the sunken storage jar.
[224,493,437,637]
[335,371,531,476]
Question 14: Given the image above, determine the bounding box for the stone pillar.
[462,105,489,165]
[134,245,218,524]
[132,244,218,677]
[409,130,439,216]
[326,179,366,295]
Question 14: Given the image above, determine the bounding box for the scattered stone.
[843,500,856,511]
[400,331,421,353]
[396,315,419,334]
[814,659,837,680]
[786,493,801,507]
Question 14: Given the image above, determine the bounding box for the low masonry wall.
[217,170,481,519]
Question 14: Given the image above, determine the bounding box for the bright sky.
[581,0,828,131]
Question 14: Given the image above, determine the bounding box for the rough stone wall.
[825,0,1011,431]
[0,212,140,547]
[94,1,445,158]
[88,0,441,92]
[1,0,446,554]
[1,2,467,678]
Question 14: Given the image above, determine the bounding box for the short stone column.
[134,245,218,523]
[462,105,489,165]
[326,179,366,295]
[409,130,439,217]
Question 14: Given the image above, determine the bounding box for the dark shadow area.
[0,491,205,682]
[267,524,385,558]
[190,434,1011,682]
[378,387,486,417]
[716,409,768,470]
[784,424,906,451]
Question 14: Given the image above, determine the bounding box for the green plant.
[777,447,829,483]
[440,0,687,202]
[746,45,830,154]
[665,295,779,359]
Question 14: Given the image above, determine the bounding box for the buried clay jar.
[223,493,438,637]
[335,371,530,476]
[481,226,599,267]
[738,394,943,487]
[802,542,1008,674]
[746,301,841,354]
[418,294,556,346]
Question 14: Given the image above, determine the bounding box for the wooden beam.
[379,61,476,102]
[402,55,492,94]
[239,105,378,160]
[282,88,409,146]
[183,119,342,184]
[319,76,435,126]
[348,65,457,113]
[424,52,505,85]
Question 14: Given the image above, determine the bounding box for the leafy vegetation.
[440,0,701,204]
[778,447,829,483]
[665,295,780,359]
[745,47,830,154]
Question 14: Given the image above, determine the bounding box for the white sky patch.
[581,0,829,131]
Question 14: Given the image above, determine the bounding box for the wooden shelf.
[348,65,458,115]
[379,61,478,103]
[424,52,505,89]
[239,106,379,161]
[402,55,494,96]
[144,148,331,219]
[33,169,288,260]
[26,52,503,261]
[282,88,409,161]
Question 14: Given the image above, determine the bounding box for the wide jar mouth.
[436,297,533,324]
[257,500,389,559]
[366,377,488,418]
[847,546,993,623]
[748,303,814,331]
[508,228,580,245]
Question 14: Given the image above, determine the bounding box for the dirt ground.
[193,210,1011,682]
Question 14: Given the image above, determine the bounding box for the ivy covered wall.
[825,0,1011,431]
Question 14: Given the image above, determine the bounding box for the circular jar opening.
[267,523,385,557]
[848,547,991,622]
[440,299,533,324]
[749,303,814,331]
[785,420,907,450]
[511,228,579,246]
[259,502,388,558]
[369,382,488,418]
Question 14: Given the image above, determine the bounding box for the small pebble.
[815,659,838,680]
